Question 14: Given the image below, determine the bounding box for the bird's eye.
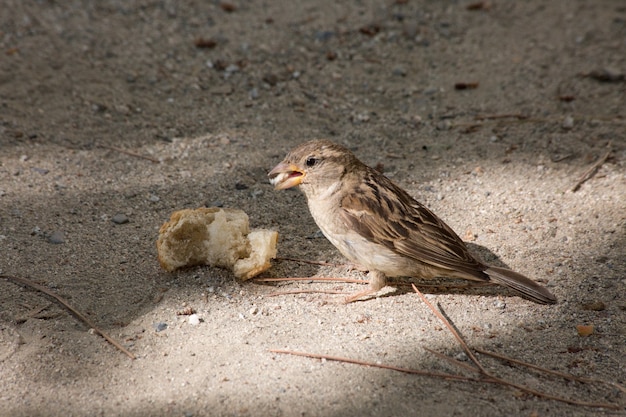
[305,156,318,167]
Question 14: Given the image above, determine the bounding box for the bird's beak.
[268,162,305,190]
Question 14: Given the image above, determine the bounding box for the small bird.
[268,140,557,304]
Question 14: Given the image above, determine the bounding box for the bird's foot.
[343,288,378,303]
[343,270,390,303]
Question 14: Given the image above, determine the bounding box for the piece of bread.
[233,229,279,280]
[157,207,278,279]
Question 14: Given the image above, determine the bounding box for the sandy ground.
[1,1,625,416]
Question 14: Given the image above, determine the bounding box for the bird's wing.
[338,171,485,278]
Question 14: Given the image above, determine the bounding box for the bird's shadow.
[466,242,510,268]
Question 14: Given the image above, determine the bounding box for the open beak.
[268,162,305,190]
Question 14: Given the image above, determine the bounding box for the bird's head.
[268,140,359,198]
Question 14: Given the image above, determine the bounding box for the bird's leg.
[344,270,387,303]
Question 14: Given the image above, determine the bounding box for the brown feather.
[339,167,487,280]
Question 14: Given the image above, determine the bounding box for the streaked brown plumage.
[268,139,557,304]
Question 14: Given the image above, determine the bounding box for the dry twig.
[275,256,343,267]
[265,289,347,297]
[475,113,529,120]
[15,303,52,324]
[253,276,368,284]
[1,275,136,360]
[411,284,488,375]
[256,276,368,297]
[98,144,160,163]
[474,347,626,394]
[571,142,612,192]
[269,349,480,382]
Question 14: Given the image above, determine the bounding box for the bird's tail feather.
[485,266,557,305]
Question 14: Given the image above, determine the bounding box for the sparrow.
[268,139,557,304]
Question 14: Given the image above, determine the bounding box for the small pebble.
[576,324,594,337]
[224,64,240,74]
[436,120,451,131]
[149,193,160,202]
[48,230,65,244]
[111,213,129,224]
[307,230,325,239]
[589,67,624,83]
[154,322,168,332]
[249,87,259,100]
[392,66,407,77]
[31,167,49,175]
[562,115,574,130]
[581,301,606,311]
[262,73,278,86]
[493,300,506,309]
[353,112,370,123]
[210,85,233,95]
[314,30,335,42]
[188,314,201,325]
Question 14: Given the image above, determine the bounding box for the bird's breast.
[306,197,419,277]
